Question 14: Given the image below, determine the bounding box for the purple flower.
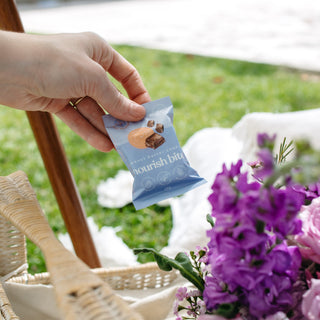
[268,244,302,281]
[232,224,268,250]
[257,133,276,149]
[289,269,308,320]
[203,276,238,310]
[175,287,188,301]
[270,187,303,238]
[210,156,304,240]
[269,245,293,274]
[208,160,244,213]
[240,185,303,239]
[204,153,304,319]
[218,259,267,291]
[308,182,320,199]
[208,181,238,214]
[194,246,209,264]
[254,148,275,180]
[293,181,320,205]
[247,274,293,317]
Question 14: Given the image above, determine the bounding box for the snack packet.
[103,96,206,210]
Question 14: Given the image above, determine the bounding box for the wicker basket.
[2,262,178,320]
[7,263,177,291]
[0,211,27,320]
[0,172,179,320]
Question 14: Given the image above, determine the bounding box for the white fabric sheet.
[3,277,187,320]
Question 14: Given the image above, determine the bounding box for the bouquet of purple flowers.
[135,133,320,320]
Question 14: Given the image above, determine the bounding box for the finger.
[107,48,151,104]
[55,101,114,152]
[92,40,151,104]
[87,62,146,121]
[72,96,107,134]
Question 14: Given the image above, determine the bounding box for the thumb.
[86,62,146,121]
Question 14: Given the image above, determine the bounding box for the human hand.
[0,31,151,152]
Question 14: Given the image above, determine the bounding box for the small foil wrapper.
[103,96,206,210]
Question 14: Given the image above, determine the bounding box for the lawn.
[1,45,320,273]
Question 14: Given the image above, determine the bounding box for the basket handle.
[0,171,144,320]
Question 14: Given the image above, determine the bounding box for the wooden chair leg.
[0,0,101,268]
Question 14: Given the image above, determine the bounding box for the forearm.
[0,31,40,108]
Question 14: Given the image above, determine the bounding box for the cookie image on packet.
[128,127,155,149]
[103,96,206,210]
[128,127,165,149]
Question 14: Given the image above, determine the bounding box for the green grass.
[1,46,320,273]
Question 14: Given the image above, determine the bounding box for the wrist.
[0,31,38,89]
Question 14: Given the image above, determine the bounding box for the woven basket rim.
[6,262,179,291]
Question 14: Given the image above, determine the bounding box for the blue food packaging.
[103,97,206,210]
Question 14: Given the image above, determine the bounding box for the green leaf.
[134,248,205,291]
[216,302,239,319]
[276,137,294,164]
[198,250,207,259]
[206,214,215,227]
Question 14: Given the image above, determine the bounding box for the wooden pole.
[0,0,101,268]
